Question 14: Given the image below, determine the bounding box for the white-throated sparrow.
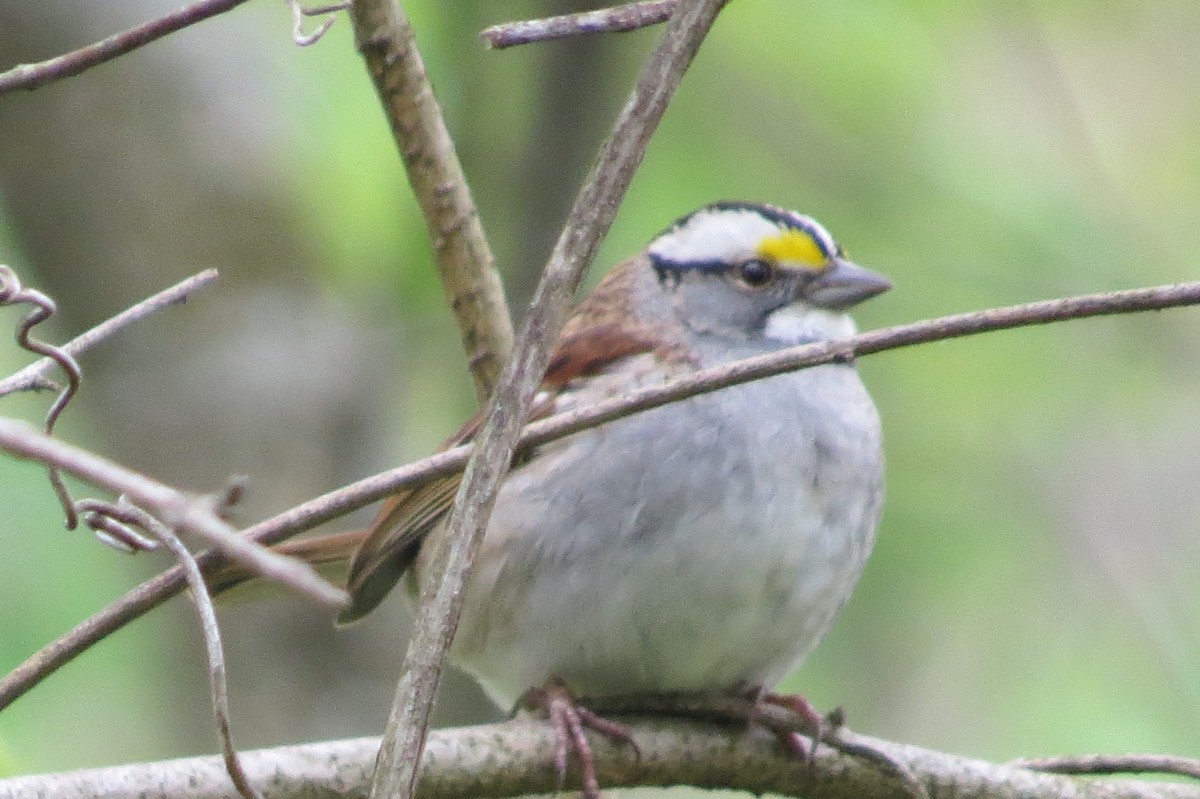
[342,201,889,704]
[215,201,890,794]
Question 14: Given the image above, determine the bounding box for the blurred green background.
[1,0,1198,782]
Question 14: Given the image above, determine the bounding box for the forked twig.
[0,269,219,398]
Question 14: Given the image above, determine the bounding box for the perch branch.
[1,716,1197,799]
[2,279,1199,713]
[351,0,513,400]
[368,3,732,799]
[482,0,677,49]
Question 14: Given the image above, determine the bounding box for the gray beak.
[803,258,892,310]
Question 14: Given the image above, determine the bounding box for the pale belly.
[436,364,883,708]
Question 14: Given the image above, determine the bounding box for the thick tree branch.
[0,716,1195,799]
[369,3,731,799]
[3,278,1198,714]
[350,0,513,400]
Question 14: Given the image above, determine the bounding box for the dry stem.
[0,0,250,94]
[482,0,677,49]
[351,0,513,400]
[0,419,347,610]
[0,270,219,398]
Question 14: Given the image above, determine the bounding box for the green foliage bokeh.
[1,0,1198,780]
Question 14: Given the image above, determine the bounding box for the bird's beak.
[803,258,892,310]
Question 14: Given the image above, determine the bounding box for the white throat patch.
[763,306,857,345]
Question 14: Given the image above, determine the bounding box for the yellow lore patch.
[756,229,828,267]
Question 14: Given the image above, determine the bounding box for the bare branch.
[76,499,262,799]
[370,3,733,798]
[351,0,513,400]
[3,278,1199,713]
[0,0,250,94]
[0,270,219,398]
[1012,754,1200,780]
[1,716,1196,799]
[0,418,347,609]
[482,1,676,49]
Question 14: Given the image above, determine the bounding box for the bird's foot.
[518,678,639,799]
[755,692,843,760]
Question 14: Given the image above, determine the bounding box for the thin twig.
[0,0,250,94]
[351,0,513,401]
[482,0,676,49]
[76,499,262,799]
[0,418,347,609]
[1013,754,1200,781]
[0,270,219,398]
[80,501,160,553]
[286,0,349,46]
[2,718,1198,799]
[0,266,83,527]
[369,2,733,798]
[3,279,1199,713]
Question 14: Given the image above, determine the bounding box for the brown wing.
[335,407,513,625]
[337,259,669,624]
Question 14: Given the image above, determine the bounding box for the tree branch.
[3,278,1198,714]
[0,270,219,398]
[482,1,677,49]
[0,1,251,94]
[0,716,1195,799]
[368,3,732,798]
[0,418,347,610]
[351,0,513,400]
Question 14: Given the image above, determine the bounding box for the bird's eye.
[737,259,775,288]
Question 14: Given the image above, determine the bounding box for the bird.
[344,199,887,727]
[215,200,890,795]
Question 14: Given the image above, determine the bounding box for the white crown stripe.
[647,202,838,268]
